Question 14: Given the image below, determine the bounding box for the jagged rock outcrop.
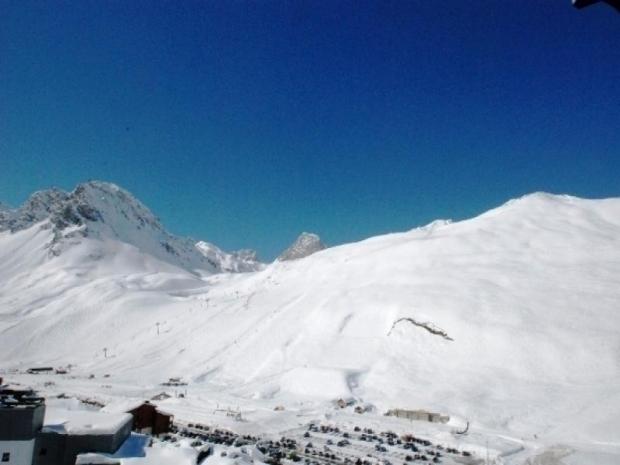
[0,202,13,226]
[195,242,263,273]
[388,317,454,341]
[277,232,326,261]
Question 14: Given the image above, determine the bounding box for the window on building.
[1,452,9,462]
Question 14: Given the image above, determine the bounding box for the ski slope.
[1,187,619,464]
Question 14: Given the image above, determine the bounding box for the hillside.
[1,188,619,463]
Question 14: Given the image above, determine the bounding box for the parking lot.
[168,419,479,465]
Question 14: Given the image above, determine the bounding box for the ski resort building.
[25,369,53,375]
[0,387,46,465]
[385,408,450,423]
[102,400,172,436]
[34,409,133,465]
[0,384,134,465]
[128,402,172,436]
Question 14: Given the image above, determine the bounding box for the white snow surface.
[43,407,131,435]
[1,190,620,464]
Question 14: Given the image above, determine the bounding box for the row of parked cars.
[303,422,476,464]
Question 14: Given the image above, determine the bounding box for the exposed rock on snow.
[0,201,13,226]
[0,201,12,213]
[387,317,454,341]
[277,232,326,261]
[195,241,263,273]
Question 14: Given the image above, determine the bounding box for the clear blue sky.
[1,1,619,260]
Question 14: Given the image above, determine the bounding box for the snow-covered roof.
[100,398,146,415]
[0,383,30,391]
[42,407,132,435]
[0,385,44,408]
[100,399,172,417]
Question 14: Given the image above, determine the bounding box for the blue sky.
[1,1,619,260]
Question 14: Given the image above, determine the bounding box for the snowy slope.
[1,190,620,463]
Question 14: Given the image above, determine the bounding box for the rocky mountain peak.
[195,241,263,273]
[0,181,263,274]
[277,232,326,261]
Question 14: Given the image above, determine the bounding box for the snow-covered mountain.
[1,189,620,463]
[277,232,326,261]
[0,181,261,274]
[195,241,263,273]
